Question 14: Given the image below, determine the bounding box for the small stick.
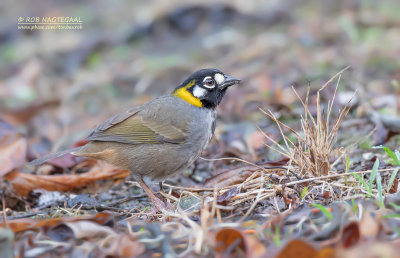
[282,168,394,187]
[1,196,9,228]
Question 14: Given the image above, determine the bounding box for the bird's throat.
[173,80,203,107]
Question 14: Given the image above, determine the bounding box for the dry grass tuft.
[259,67,354,177]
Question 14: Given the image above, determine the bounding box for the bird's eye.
[204,78,215,87]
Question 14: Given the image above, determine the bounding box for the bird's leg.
[137,178,166,212]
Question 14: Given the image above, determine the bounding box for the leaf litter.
[2,69,399,257]
[1,1,400,257]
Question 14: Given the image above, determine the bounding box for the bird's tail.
[28,146,84,166]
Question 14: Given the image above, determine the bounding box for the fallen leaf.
[1,211,114,233]
[217,187,239,204]
[389,178,398,194]
[276,240,335,258]
[277,239,317,258]
[205,167,256,188]
[342,222,360,248]
[259,157,290,167]
[215,228,245,253]
[45,223,75,242]
[323,191,330,199]
[359,211,379,241]
[1,99,60,125]
[4,160,129,197]
[315,247,335,258]
[101,234,145,257]
[336,241,400,258]
[52,221,117,240]
[245,234,268,258]
[215,228,266,258]
[0,119,27,177]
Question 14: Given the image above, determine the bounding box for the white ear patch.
[214,73,225,85]
[193,85,207,98]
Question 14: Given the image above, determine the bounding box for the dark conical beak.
[219,75,241,89]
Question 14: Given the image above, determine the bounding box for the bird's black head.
[172,68,241,109]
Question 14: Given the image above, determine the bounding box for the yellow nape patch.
[173,80,202,107]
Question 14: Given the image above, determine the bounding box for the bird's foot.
[151,196,167,212]
[150,196,175,213]
[137,177,172,213]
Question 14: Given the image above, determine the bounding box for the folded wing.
[86,106,187,144]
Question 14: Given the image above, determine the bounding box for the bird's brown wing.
[85,106,187,144]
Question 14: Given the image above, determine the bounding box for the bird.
[29,68,241,211]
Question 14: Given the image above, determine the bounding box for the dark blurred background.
[0,0,399,161]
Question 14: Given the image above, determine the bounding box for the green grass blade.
[387,167,399,193]
[395,150,400,161]
[312,203,333,220]
[344,156,350,185]
[383,214,400,219]
[383,147,400,166]
[390,202,400,210]
[345,156,350,173]
[351,198,357,213]
[352,172,369,194]
[274,224,280,247]
[376,172,383,206]
[300,186,309,200]
[368,159,380,196]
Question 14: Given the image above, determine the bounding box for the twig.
[199,157,267,171]
[282,168,394,187]
[6,211,39,220]
[1,196,9,228]
[239,192,276,222]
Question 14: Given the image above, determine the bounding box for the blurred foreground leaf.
[4,160,129,197]
[0,119,27,177]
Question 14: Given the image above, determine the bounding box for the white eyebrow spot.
[193,85,207,98]
[214,73,225,84]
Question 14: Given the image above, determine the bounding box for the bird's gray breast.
[181,105,216,165]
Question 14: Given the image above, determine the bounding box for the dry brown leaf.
[1,211,114,233]
[359,211,379,241]
[204,167,256,188]
[46,219,117,242]
[245,235,268,258]
[1,99,60,125]
[64,221,117,239]
[215,228,246,253]
[217,186,239,204]
[215,228,266,258]
[102,234,145,257]
[0,119,27,177]
[276,239,335,258]
[315,247,335,258]
[389,178,398,194]
[341,222,360,248]
[276,239,317,258]
[4,160,129,197]
[336,241,400,258]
